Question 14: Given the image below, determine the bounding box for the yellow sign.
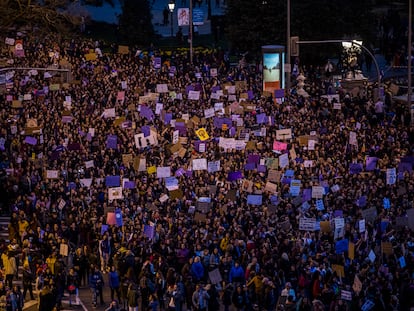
[195,128,209,141]
[85,53,97,61]
[147,166,156,174]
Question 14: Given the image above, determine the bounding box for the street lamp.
[168,0,175,38]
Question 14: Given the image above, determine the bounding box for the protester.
[0,27,414,311]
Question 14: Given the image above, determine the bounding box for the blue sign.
[192,8,204,25]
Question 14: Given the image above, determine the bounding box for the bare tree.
[0,0,86,33]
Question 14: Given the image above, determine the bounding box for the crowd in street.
[0,30,414,311]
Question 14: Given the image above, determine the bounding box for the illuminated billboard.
[262,45,285,93]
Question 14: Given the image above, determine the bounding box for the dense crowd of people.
[0,29,413,311]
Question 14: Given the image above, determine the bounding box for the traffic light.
[291,36,299,57]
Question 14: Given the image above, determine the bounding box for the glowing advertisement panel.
[263,52,285,92]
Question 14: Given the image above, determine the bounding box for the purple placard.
[281,177,292,185]
[247,90,254,100]
[164,113,173,125]
[185,85,195,94]
[398,162,412,173]
[24,136,37,145]
[334,210,343,217]
[153,57,161,69]
[115,209,123,227]
[211,86,221,93]
[124,181,135,189]
[121,121,132,129]
[144,225,155,239]
[86,133,92,142]
[256,113,267,124]
[141,125,151,137]
[247,154,260,164]
[62,116,73,123]
[401,156,414,164]
[365,157,378,171]
[140,105,154,120]
[106,175,121,187]
[244,163,256,171]
[175,168,185,177]
[106,135,118,149]
[228,171,243,181]
[68,182,77,190]
[257,165,267,173]
[175,122,187,135]
[101,224,108,235]
[356,195,367,207]
[302,188,312,202]
[213,117,232,129]
[194,141,206,152]
[274,89,285,98]
[229,127,236,137]
[349,163,363,174]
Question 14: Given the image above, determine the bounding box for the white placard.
[359,219,366,233]
[156,84,169,93]
[349,131,357,145]
[103,108,116,118]
[173,130,179,144]
[188,90,200,100]
[108,187,123,200]
[134,132,158,148]
[334,217,345,229]
[207,160,220,173]
[88,128,95,137]
[299,218,316,231]
[85,160,94,169]
[308,140,315,150]
[341,290,352,301]
[226,85,236,94]
[156,166,171,178]
[275,128,292,140]
[155,103,163,115]
[304,160,314,167]
[46,170,59,179]
[312,186,324,198]
[159,194,169,203]
[192,158,207,170]
[80,178,93,188]
[279,153,289,168]
[204,108,215,118]
[5,37,15,45]
[386,168,396,185]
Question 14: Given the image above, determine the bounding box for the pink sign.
[273,141,288,151]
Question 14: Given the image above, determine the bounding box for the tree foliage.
[118,0,155,46]
[0,0,83,33]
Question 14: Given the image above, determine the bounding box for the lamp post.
[408,0,412,124]
[286,0,291,91]
[168,0,175,38]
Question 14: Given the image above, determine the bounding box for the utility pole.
[409,0,412,124]
[189,0,193,64]
[286,0,291,91]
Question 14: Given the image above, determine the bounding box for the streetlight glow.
[168,0,175,38]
